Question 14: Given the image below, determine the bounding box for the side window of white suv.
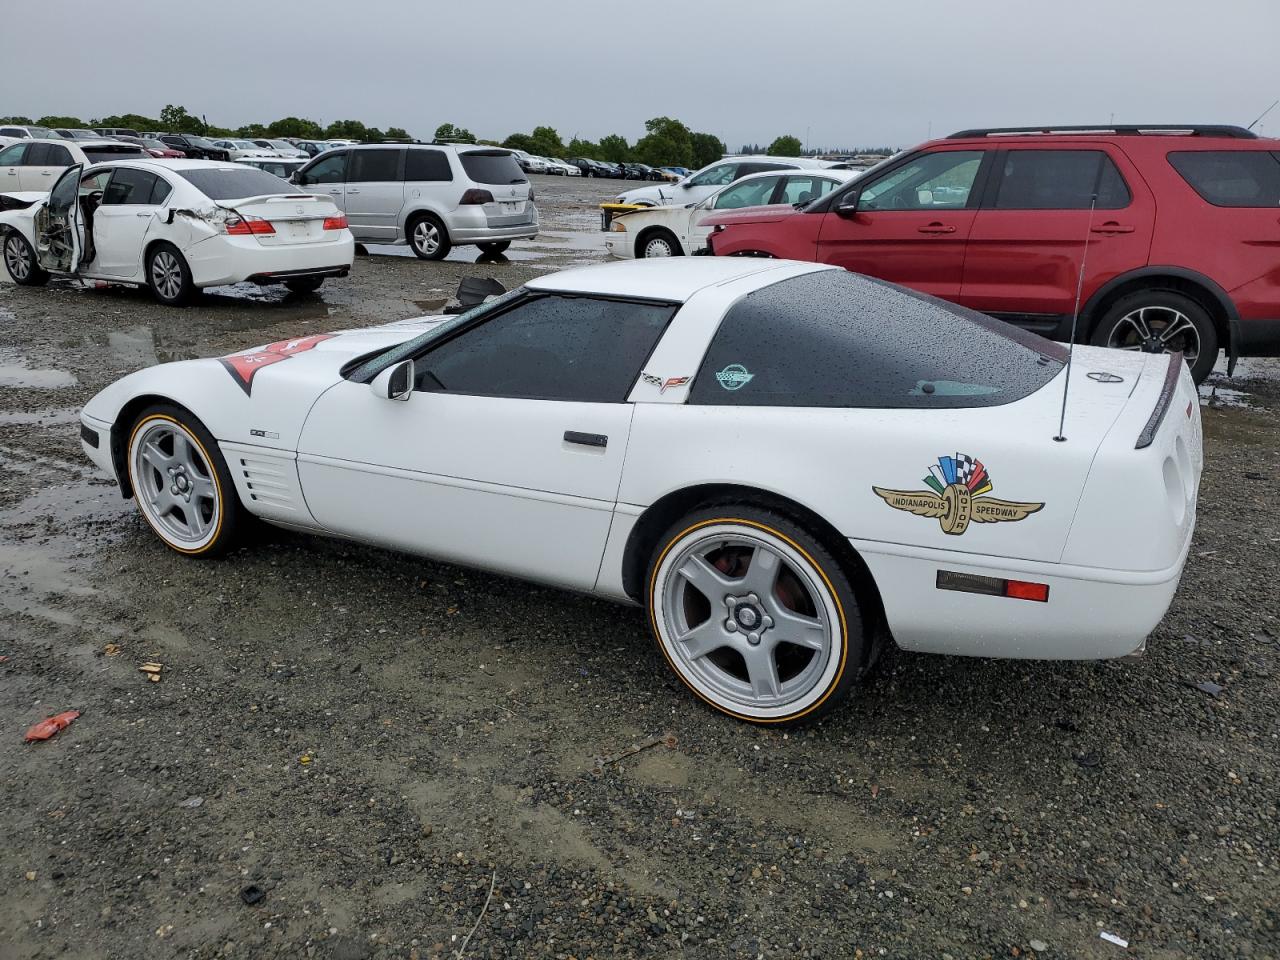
[686,163,739,188]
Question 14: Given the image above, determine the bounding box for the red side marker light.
[936,570,1049,602]
[1004,579,1050,603]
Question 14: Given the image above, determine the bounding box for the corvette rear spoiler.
[1135,352,1184,450]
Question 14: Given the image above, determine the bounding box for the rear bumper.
[246,264,350,285]
[444,204,539,244]
[857,532,1192,660]
[448,223,539,244]
[186,233,355,288]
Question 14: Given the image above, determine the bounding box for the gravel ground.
[1,175,1277,960]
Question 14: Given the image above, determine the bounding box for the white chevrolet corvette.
[79,259,1202,724]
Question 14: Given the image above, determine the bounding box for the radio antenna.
[1054,192,1098,443]
[1247,98,1279,131]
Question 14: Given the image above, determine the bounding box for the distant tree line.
[2,106,871,166]
[739,141,899,156]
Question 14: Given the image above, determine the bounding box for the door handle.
[328,188,341,194]
[41,171,53,176]
[136,212,151,218]
[1091,222,1135,234]
[564,431,607,448]
[917,222,955,234]
[346,189,360,195]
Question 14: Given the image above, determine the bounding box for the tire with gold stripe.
[126,405,242,557]
[647,507,864,725]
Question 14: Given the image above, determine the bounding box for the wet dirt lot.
[1,174,1277,960]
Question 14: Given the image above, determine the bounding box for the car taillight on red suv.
[459,188,495,205]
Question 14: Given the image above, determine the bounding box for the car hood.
[616,183,674,205]
[699,203,803,228]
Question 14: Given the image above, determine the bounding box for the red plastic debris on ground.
[24,711,80,742]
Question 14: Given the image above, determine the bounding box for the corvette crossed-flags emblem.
[872,453,1044,536]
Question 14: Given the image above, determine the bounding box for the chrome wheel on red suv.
[1091,291,1218,384]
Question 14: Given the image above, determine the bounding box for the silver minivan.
[293,143,538,260]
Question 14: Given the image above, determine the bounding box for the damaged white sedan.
[0,159,354,304]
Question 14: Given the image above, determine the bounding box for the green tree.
[689,132,725,169]
[365,127,386,142]
[237,123,267,138]
[94,113,162,132]
[38,115,84,128]
[768,134,804,156]
[597,133,631,163]
[159,104,205,134]
[434,122,472,142]
[528,125,565,157]
[502,132,536,153]
[268,116,324,139]
[324,119,369,141]
[633,117,692,167]
[385,126,410,140]
[0,116,34,125]
[566,137,599,159]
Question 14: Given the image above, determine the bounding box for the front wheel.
[408,215,451,260]
[285,276,324,294]
[1090,290,1218,384]
[146,242,195,306]
[477,241,511,255]
[647,507,864,725]
[638,229,682,259]
[126,405,243,556]
[3,232,49,286]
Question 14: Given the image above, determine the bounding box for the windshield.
[177,168,293,200]
[348,287,526,383]
[28,126,57,138]
[269,140,294,150]
[459,150,527,185]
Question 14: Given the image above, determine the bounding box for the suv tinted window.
[349,148,402,182]
[82,145,144,163]
[103,168,162,204]
[690,271,1064,409]
[415,294,676,402]
[177,168,291,200]
[458,150,526,185]
[1168,150,1280,207]
[0,143,27,165]
[304,151,347,184]
[28,143,72,166]
[993,150,1130,209]
[736,162,791,178]
[405,148,452,182]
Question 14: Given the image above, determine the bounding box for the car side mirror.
[371,359,414,401]
[290,172,303,185]
[836,193,860,217]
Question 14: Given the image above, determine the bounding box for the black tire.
[477,241,511,255]
[2,231,49,286]
[125,404,244,557]
[1090,289,1218,384]
[285,277,324,294]
[407,213,451,261]
[145,242,195,306]
[637,228,683,259]
[646,505,865,726]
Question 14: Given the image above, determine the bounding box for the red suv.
[702,125,1280,382]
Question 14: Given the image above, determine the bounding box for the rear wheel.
[638,228,682,259]
[285,276,324,294]
[3,232,49,286]
[408,214,451,260]
[1090,290,1218,384]
[126,405,242,556]
[647,507,864,725]
[146,242,195,306]
[477,241,511,255]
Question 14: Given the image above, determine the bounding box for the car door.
[814,148,989,299]
[957,147,1154,326]
[0,142,26,187]
[686,175,785,249]
[33,164,84,275]
[296,292,679,590]
[20,142,73,190]
[90,167,170,278]
[296,150,348,217]
[344,148,405,241]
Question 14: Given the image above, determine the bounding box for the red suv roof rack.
[947,124,1257,139]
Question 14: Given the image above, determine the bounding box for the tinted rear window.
[82,145,145,163]
[690,271,1065,409]
[406,148,452,181]
[1168,150,1280,207]
[993,150,1130,209]
[458,151,526,185]
[177,168,292,200]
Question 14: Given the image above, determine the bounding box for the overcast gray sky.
[11,0,1280,148]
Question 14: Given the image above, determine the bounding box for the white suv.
[294,143,538,259]
[615,155,834,207]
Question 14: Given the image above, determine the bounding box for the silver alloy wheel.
[4,235,31,281]
[655,524,840,718]
[1107,305,1200,365]
[642,235,675,258]
[130,419,220,549]
[150,249,184,301]
[413,220,441,256]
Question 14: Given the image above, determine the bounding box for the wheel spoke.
[191,475,217,503]
[1159,315,1195,344]
[675,619,728,660]
[742,546,780,597]
[186,501,207,537]
[141,440,174,472]
[1130,308,1153,340]
[744,647,782,698]
[769,605,827,651]
[677,554,734,599]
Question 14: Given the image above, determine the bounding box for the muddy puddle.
[0,349,78,389]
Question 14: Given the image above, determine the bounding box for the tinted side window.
[780,175,838,204]
[415,295,677,402]
[690,271,1064,409]
[348,149,402,182]
[103,168,161,204]
[859,150,984,210]
[305,151,347,184]
[993,150,1130,210]
[735,162,790,179]
[1168,151,1280,207]
[405,148,452,182]
[0,144,26,165]
[687,163,738,187]
[28,143,71,166]
[711,177,780,209]
[148,174,173,205]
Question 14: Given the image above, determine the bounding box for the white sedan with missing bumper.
[77,259,1201,724]
[0,159,354,304]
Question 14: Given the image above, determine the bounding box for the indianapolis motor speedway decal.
[872,453,1044,536]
